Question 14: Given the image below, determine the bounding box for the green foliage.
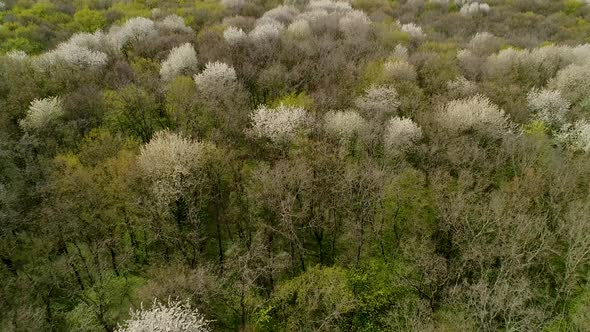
[269,92,314,110]
[4,0,590,331]
[260,266,357,331]
[71,8,107,32]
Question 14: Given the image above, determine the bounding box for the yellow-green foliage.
[375,22,411,50]
[270,92,315,110]
[71,8,107,32]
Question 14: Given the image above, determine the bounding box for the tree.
[248,104,312,145]
[19,97,64,132]
[160,43,198,82]
[116,298,211,332]
[383,117,422,154]
[355,85,400,120]
[438,95,510,137]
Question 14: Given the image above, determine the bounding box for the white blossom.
[137,131,210,204]
[35,41,108,69]
[392,44,409,61]
[249,104,312,144]
[193,62,238,98]
[6,50,27,60]
[557,121,590,152]
[295,9,329,25]
[287,20,312,39]
[548,64,590,104]
[338,10,371,39]
[160,43,198,81]
[467,32,500,56]
[223,26,248,45]
[527,88,569,127]
[324,110,368,142]
[355,85,400,119]
[249,21,284,42]
[439,95,510,137]
[484,48,532,78]
[307,0,352,13]
[383,60,417,81]
[157,14,193,34]
[110,17,157,50]
[261,5,300,24]
[460,2,491,16]
[116,298,211,332]
[19,97,64,132]
[446,76,478,98]
[69,31,112,52]
[383,117,422,153]
[400,23,425,39]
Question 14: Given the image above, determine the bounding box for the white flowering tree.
[19,97,64,132]
[307,0,352,13]
[249,104,312,145]
[223,26,248,45]
[116,298,211,332]
[355,85,400,120]
[383,60,417,81]
[460,2,491,16]
[549,64,590,104]
[400,23,425,40]
[110,17,157,51]
[160,43,198,82]
[156,15,193,34]
[193,62,238,100]
[6,50,27,60]
[446,76,478,99]
[557,121,590,153]
[338,10,371,39]
[527,88,569,128]
[439,95,510,137]
[287,20,312,39]
[324,110,368,143]
[261,5,300,24]
[35,42,108,70]
[383,117,422,154]
[249,21,284,43]
[137,130,211,205]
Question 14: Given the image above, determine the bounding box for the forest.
[2,0,590,330]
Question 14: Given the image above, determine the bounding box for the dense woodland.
[3,0,590,330]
